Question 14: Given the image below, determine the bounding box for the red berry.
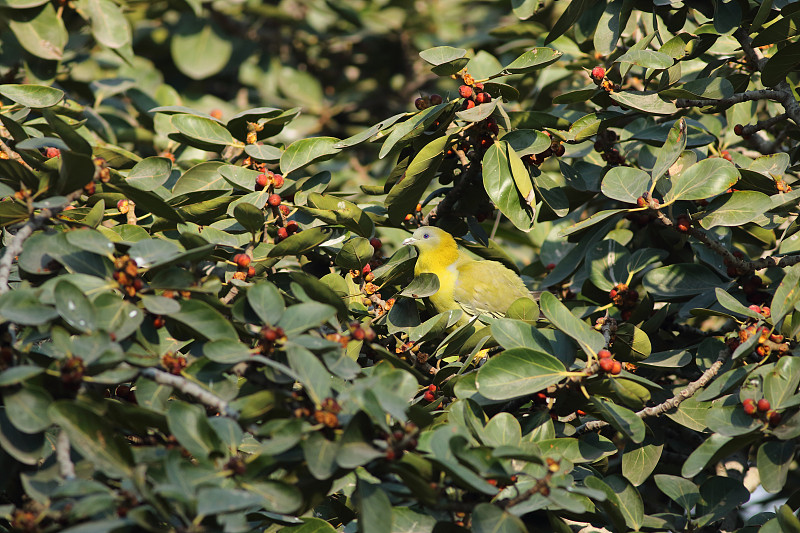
[370,238,382,250]
[637,196,648,208]
[591,66,606,82]
[268,194,281,207]
[609,289,617,299]
[546,263,555,271]
[743,401,757,415]
[153,316,165,328]
[234,254,251,268]
[462,99,476,110]
[458,85,473,98]
[598,349,612,359]
[277,227,289,240]
[475,92,491,104]
[428,384,437,392]
[721,150,732,161]
[45,147,60,158]
[423,391,435,402]
[117,199,129,214]
[255,174,269,190]
[757,398,770,412]
[768,410,782,426]
[734,124,744,136]
[247,266,255,278]
[279,204,291,216]
[415,97,430,110]
[272,174,284,188]
[362,263,371,274]
[611,361,622,375]
[210,109,223,120]
[599,358,614,372]
[430,94,443,105]
[352,328,365,340]
[285,220,298,234]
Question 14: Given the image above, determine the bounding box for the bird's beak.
[402,237,416,246]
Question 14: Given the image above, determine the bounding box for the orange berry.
[611,361,622,375]
[757,399,770,412]
[458,85,473,98]
[268,194,281,207]
[598,349,612,359]
[234,254,251,268]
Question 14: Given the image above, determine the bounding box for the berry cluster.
[313,397,342,428]
[742,397,781,426]
[594,130,624,165]
[776,177,792,193]
[523,131,565,167]
[61,355,85,387]
[596,349,622,375]
[275,220,299,242]
[423,384,437,402]
[255,169,284,191]
[590,65,619,93]
[458,82,492,110]
[161,351,187,375]
[113,255,143,298]
[383,422,418,461]
[94,156,111,182]
[414,93,443,110]
[231,253,256,281]
[727,305,790,358]
[259,325,286,355]
[609,283,638,321]
[348,320,376,342]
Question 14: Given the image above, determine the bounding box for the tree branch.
[139,367,239,419]
[56,430,76,480]
[675,90,784,111]
[0,190,83,294]
[576,348,730,434]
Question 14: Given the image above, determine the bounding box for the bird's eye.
[423,233,429,239]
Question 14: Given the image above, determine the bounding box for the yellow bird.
[402,226,534,324]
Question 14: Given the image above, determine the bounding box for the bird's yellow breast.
[413,244,460,314]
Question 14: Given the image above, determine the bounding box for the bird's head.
[402,226,457,255]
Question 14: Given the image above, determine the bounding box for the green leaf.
[594,0,628,56]
[2,385,52,433]
[600,167,650,204]
[386,135,448,225]
[771,263,800,326]
[472,503,528,533]
[545,0,590,44]
[587,239,630,292]
[419,46,467,65]
[604,475,644,530]
[616,49,672,69]
[482,141,534,232]
[558,209,626,237]
[307,193,374,237]
[0,84,63,108]
[651,118,687,184]
[286,344,331,406]
[196,487,266,515]
[126,156,172,191]
[171,161,228,195]
[280,137,340,175]
[758,440,795,493]
[170,299,238,341]
[335,237,374,270]
[695,476,749,527]
[764,356,800,409]
[609,91,678,115]
[475,347,567,400]
[357,481,393,533]
[0,290,58,325]
[233,203,264,235]
[48,401,134,477]
[278,302,336,336]
[268,226,334,258]
[166,400,225,458]
[8,2,67,60]
[203,339,252,364]
[592,397,646,443]
[400,272,440,298]
[762,39,800,87]
[502,47,562,73]
[54,280,96,333]
[500,130,547,156]
[622,436,663,486]
[0,366,45,387]
[170,16,232,80]
[171,114,236,150]
[490,319,552,352]
[654,474,700,511]
[664,158,739,202]
[539,292,605,356]
[642,264,725,298]
[281,518,337,533]
[378,103,452,158]
[699,191,772,229]
[85,0,131,48]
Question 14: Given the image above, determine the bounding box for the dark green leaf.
[476,347,567,400]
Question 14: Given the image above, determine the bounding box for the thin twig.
[0,138,34,171]
[741,113,789,136]
[421,150,479,226]
[0,190,83,294]
[675,90,784,111]
[653,210,800,271]
[139,367,239,419]
[576,348,730,434]
[56,430,76,480]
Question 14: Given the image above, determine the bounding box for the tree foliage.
[1,1,800,532]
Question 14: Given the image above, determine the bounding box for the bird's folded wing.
[453,261,532,318]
